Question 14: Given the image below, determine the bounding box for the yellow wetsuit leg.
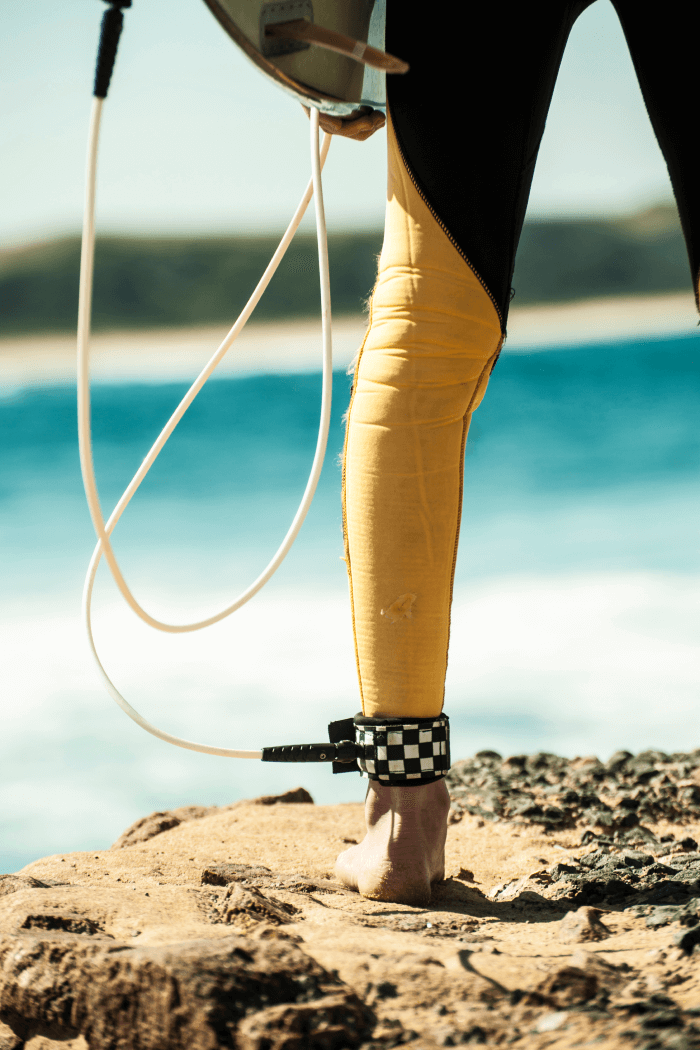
[342,117,504,719]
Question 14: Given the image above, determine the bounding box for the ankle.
[365,777,450,822]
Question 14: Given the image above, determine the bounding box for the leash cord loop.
[78,99,333,758]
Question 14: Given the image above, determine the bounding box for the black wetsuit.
[387,0,700,324]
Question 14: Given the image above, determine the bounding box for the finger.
[319,113,345,135]
[342,111,386,140]
[302,105,385,140]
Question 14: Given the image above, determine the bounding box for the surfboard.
[201,0,406,118]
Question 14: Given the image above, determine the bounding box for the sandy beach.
[0,291,697,389]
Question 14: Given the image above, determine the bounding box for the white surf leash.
[78,5,333,758]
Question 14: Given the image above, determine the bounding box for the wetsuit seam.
[359,339,504,357]
[442,337,505,712]
[379,261,500,285]
[391,120,505,336]
[365,314,501,337]
[342,301,376,716]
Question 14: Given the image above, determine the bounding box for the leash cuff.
[354,713,450,785]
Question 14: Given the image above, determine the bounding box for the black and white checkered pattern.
[355,715,450,784]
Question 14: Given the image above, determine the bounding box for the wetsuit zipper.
[393,130,505,334]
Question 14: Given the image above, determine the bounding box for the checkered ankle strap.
[354,713,450,785]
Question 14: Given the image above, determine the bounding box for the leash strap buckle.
[261,713,450,784]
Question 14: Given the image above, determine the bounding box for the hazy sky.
[2,0,677,244]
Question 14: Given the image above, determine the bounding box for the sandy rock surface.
[2,754,700,1049]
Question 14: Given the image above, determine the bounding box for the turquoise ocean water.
[1,332,699,872]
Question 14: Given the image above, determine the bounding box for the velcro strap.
[354,713,450,785]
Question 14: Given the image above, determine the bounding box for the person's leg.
[335,117,500,903]
[611,0,700,308]
[337,0,594,904]
[342,117,503,723]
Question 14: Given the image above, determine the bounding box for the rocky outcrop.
[447,747,700,833]
[0,930,372,1050]
[112,789,315,849]
[2,751,700,1048]
[556,906,611,942]
[111,806,217,849]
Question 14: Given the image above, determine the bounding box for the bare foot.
[334,778,450,905]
